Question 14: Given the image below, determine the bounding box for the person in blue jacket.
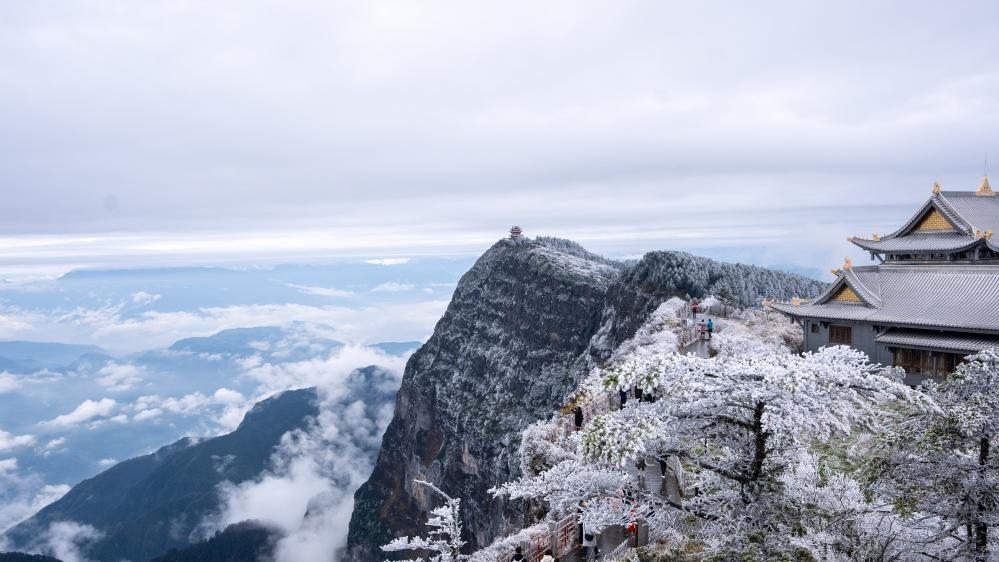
[707,318,714,339]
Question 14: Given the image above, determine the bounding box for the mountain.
[167,325,343,359]
[3,388,320,562]
[0,554,64,562]
[345,238,825,559]
[0,341,106,370]
[149,521,282,562]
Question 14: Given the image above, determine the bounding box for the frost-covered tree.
[382,480,467,562]
[495,339,922,560]
[868,348,999,561]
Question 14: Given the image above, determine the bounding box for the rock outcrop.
[345,239,824,559]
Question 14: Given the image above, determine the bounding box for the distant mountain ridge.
[0,341,105,371]
[3,388,321,562]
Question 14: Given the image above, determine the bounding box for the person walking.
[619,389,627,408]
[512,547,525,562]
[698,319,707,340]
[581,528,597,562]
[573,406,584,431]
[707,318,714,339]
[540,549,555,562]
[636,457,647,489]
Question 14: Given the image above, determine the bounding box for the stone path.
[560,311,728,561]
[682,313,725,358]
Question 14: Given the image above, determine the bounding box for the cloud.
[131,291,161,305]
[95,362,146,391]
[126,387,250,432]
[371,282,414,293]
[200,346,407,561]
[97,458,117,467]
[0,458,71,535]
[0,430,36,452]
[43,398,117,428]
[41,437,66,455]
[0,373,20,394]
[28,521,102,562]
[132,408,162,422]
[286,284,354,297]
[45,299,449,353]
[364,258,410,266]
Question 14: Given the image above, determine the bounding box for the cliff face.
[346,241,825,558]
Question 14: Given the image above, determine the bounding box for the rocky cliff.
[346,239,824,558]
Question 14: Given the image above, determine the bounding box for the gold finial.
[761,298,772,306]
[978,176,995,197]
[976,229,983,238]
[830,268,841,276]
[791,297,802,307]
[846,236,855,242]
[843,256,853,270]
[933,181,941,195]
[872,233,881,241]
[986,230,995,240]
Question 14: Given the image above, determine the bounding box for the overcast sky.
[2,1,998,275]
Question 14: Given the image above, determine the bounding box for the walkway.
[682,313,724,358]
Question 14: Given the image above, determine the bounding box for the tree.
[382,480,466,562]
[868,348,999,561]
[495,338,922,560]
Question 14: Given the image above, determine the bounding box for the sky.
[1,1,998,277]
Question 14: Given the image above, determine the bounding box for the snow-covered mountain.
[345,237,823,559]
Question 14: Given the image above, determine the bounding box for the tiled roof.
[851,190,999,254]
[939,191,999,233]
[851,232,980,253]
[876,329,999,353]
[768,264,999,333]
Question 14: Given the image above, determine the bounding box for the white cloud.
[0,458,71,536]
[132,408,162,422]
[213,387,245,405]
[364,258,410,266]
[47,299,449,353]
[95,362,146,392]
[28,521,102,562]
[41,437,66,454]
[131,291,161,305]
[0,373,20,394]
[98,458,117,467]
[286,284,354,297]
[43,398,117,428]
[0,430,36,452]
[371,282,414,293]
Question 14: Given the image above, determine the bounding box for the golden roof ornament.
[986,230,995,239]
[843,256,853,270]
[976,229,983,239]
[932,180,941,195]
[872,233,881,241]
[977,175,995,196]
[791,297,802,307]
[830,267,842,276]
[846,236,855,242]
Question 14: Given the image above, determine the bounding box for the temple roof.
[875,328,999,353]
[768,264,999,333]
[850,186,999,254]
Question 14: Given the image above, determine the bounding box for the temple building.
[768,177,999,384]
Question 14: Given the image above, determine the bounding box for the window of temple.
[894,348,930,375]
[829,325,852,345]
[810,323,819,334]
